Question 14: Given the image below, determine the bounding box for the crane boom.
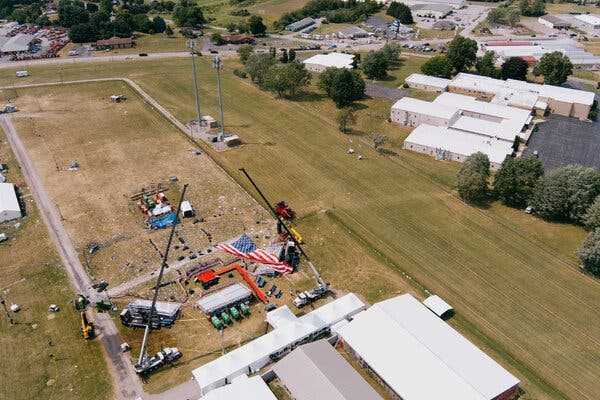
[238,168,324,286]
[137,184,188,367]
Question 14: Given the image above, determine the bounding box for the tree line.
[457,153,600,278]
[420,35,573,85]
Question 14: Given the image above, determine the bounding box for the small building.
[197,283,253,315]
[422,294,454,320]
[337,294,520,400]
[0,183,21,223]
[94,36,135,50]
[203,375,276,400]
[336,26,369,39]
[538,15,571,30]
[272,339,383,400]
[181,200,194,218]
[411,3,453,19]
[0,34,35,55]
[302,52,355,72]
[286,17,315,32]
[404,73,451,92]
[433,19,457,30]
[120,299,181,328]
[575,14,600,28]
[221,34,255,44]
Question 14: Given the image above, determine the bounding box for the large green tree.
[319,67,365,108]
[153,16,167,33]
[238,44,254,64]
[173,0,205,27]
[362,51,389,80]
[248,15,267,35]
[584,196,600,230]
[265,62,311,98]
[533,51,573,85]
[577,229,600,277]
[420,55,453,78]
[531,165,600,223]
[69,22,99,43]
[501,56,529,81]
[245,53,277,88]
[457,152,491,204]
[58,0,89,28]
[475,51,500,79]
[493,156,544,208]
[387,1,413,24]
[447,36,478,73]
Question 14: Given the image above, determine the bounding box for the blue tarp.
[149,211,178,229]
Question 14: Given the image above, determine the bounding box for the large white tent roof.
[392,96,458,120]
[405,73,451,90]
[202,375,276,400]
[338,294,519,400]
[302,52,355,69]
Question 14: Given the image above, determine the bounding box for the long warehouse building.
[193,293,366,396]
[337,294,520,400]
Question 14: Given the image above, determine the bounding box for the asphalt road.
[0,116,144,400]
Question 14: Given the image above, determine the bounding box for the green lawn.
[1,57,599,400]
[0,128,111,400]
[369,56,429,88]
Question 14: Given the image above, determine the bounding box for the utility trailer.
[134,347,182,375]
[293,283,330,308]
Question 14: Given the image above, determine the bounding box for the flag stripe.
[216,234,293,274]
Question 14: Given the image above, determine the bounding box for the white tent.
[0,183,21,223]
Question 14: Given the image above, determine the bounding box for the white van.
[15,70,29,78]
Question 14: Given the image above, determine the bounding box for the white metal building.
[302,52,355,72]
[196,283,253,315]
[0,34,34,55]
[537,15,571,29]
[575,14,600,28]
[337,294,520,400]
[401,0,465,9]
[0,183,21,223]
[411,3,453,19]
[402,124,513,169]
[422,295,454,319]
[404,73,451,92]
[193,293,366,396]
[202,375,276,400]
[390,97,459,127]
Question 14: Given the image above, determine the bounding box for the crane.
[238,168,325,287]
[134,184,188,375]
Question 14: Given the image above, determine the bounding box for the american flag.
[216,234,293,274]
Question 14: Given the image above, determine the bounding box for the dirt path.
[1,115,145,400]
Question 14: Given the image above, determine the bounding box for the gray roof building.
[286,17,316,32]
[1,34,34,54]
[272,339,383,400]
[196,283,253,315]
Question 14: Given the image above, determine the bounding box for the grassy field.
[6,81,272,288]
[1,58,600,400]
[583,39,600,56]
[546,3,600,15]
[370,55,429,88]
[313,22,355,35]
[0,125,111,399]
[248,0,311,25]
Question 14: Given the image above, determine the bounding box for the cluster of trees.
[533,51,573,85]
[457,153,600,277]
[487,4,520,26]
[361,43,401,80]
[277,0,381,29]
[319,67,365,107]
[387,1,413,25]
[225,15,267,35]
[519,0,545,17]
[474,52,529,81]
[421,36,477,78]
[240,46,310,98]
[172,0,205,27]
[0,0,48,24]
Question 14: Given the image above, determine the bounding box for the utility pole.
[212,55,225,142]
[188,40,202,135]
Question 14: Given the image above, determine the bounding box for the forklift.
[80,310,95,339]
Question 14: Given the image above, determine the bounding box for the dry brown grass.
[9,81,272,286]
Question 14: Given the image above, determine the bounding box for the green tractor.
[220,311,233,325]
[229,306,242,320]
[240,303,251,316]
[211,315,224,330]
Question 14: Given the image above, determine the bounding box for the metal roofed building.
[401,0,465,9]
[402,124,513,168]
[196,283,253,315]
[338,294,520,400]
[202,375,277,400]
[391,97,460,127]
[538,15,571,29]
[575,13,600,28]
[411,3,453,19]
[336,26,369,39]
[422,295,454,320]
[302,52,355,72]
[286,17,315,32]
[449,116,522,143]
[272,339,383,400]
[404,73,451,92]
[193,293,366,396]
[0,34,34,55]
[0,183,21,223]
